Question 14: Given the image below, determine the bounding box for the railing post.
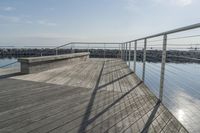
[119,44,120,59]
[142,38,147,81]
[104,43,106,59]
[40,49,43,56]
[56,48,58,55]
[129,42,131,68]
[159,34,167,101]
[134,41,137,72]
[71,44,73,53]
[122,44,123,60]
[123,43,125,60]
[126,43,128,61]
[121,44,123,59]
[124,43,126,61]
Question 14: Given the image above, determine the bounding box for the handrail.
[121,23,200,102]
[54,42,123,49]
[54,23,200,49]
[126,23,200,43]
[54,43,72,49]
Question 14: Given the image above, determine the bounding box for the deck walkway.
[0,59,188,133]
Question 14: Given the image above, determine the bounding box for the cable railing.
[122,23,200,133]
[122,23,200,97]
[54,42,123,59]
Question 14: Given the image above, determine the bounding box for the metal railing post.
[142,39,147,81]
[124,43,126,61]
[123,43,125,61]
[129,42,131,68]
[117,44,121,59]
[122,43,124,59]
[126,43,128,61]
[71,44,73,53]
[104,43,106,59]
[121,44,123,59]
[123,43,125,60]
[56,48,58,55]
[159,34,167,101]
[41,51,43,56]
[134,41,137,72]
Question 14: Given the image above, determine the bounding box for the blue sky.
[0,0,199,46]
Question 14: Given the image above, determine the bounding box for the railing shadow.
[78,61,105,133]
[103,62,126,69]
[141,99,161,133]
[102,66,128,76]
[87,81,142,125]
[0,72,22,79]
[78,59,142,132]
[98,72,134,90]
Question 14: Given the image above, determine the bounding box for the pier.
[1,23,200,133]
[0,57,187,133]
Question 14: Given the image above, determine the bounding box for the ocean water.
[128,61,200,132]
[0,58,18,68]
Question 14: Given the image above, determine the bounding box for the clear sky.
[0,0,199,46]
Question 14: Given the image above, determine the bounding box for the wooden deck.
[0,59,188,133]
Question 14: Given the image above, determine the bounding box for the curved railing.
[121,23,200,133]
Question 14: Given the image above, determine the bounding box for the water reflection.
[177,109,185,122]
[0,58,17,67]
[0,58,20,77]
[167,90,200,132]
[128,61,200,133]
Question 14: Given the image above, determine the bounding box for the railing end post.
[159,34,168,101]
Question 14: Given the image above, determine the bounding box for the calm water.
[129,61,200,133]
[0,58,17,68]
[0,58,199,132]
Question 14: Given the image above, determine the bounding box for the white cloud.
[24,20,33,24]
[1,6,15,11]
[0,15,31,24]
[0,15,57,26]
[122,0,143,13]
[46,7,55,11]
[171,0,192,7]
[0,15,20,23]
[153,0,193,7]
[37,20,57,26]
[46,22,57,26]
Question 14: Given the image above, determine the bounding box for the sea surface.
[128,61,200,133]
[0,58,17,67]
[0,58,199,132]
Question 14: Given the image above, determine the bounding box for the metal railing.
[120,23,200,132]
[54,42,123,58]
[1,24,200,101]
[121,23,200,101]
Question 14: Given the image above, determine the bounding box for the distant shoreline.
[0,48,200,63]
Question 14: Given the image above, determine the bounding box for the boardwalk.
[0,59,188,133]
